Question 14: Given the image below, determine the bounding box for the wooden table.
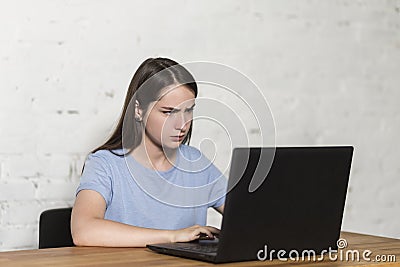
[0,232,399,266]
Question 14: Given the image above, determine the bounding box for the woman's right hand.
[170,225,220,243]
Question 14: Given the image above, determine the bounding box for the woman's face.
[142,85,195,149]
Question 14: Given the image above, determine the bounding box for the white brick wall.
[1,0,399,251]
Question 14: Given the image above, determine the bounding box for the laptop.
[147,146,354,263]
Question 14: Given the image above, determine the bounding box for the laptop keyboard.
[173,242,219,254]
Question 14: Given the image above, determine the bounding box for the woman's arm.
[214,204,224,215]
[71,190,220,247]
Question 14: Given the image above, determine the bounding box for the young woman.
[71,58,227,247]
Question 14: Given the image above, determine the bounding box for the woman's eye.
[162,110,177,115]
[162,108,193,115]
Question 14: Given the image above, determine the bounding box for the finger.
[205,226,220,234]
[188,230,211,241]
[196,228,214,238]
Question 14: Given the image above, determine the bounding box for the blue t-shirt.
[76,145,227,230]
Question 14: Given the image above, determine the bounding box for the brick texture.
[0,0,399,251]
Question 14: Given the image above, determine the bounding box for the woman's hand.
[170,225,220,243]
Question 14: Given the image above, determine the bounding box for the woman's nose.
[174,113,191,131]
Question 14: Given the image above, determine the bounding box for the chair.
[38,207,74,249]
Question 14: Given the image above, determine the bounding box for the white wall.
[1,0,399,251]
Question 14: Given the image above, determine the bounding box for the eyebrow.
[160,103,196,111]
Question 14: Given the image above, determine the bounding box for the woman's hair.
[92,57,198,156]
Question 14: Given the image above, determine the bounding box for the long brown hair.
[92,57,198,156]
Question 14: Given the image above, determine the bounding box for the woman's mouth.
[170,135,185,142]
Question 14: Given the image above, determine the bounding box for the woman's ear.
[135,100,143,122]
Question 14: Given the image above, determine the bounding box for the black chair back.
[39,207,74,249]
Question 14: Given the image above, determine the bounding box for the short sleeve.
[76,153,113,207]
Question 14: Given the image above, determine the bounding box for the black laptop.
[147,146,354,263]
